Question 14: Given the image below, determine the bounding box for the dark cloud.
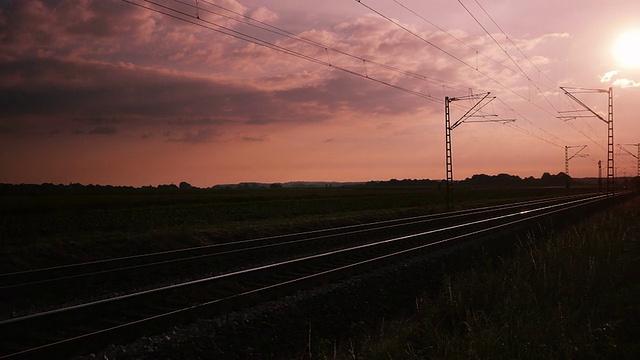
[241,135,269,142]
[72,116,124,125]
[2,53,431,141]
[70,126,117,136]
[167,129,220,144]
[0,125,17,134]
[0,1,452,145]
[0,57,274,136]
[169,118,233,126]
[88,126,117,135]
[0,0,148,56]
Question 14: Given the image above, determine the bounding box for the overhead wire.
[397,0,576,120]
[406,0,606,151]
[388,0,584,150]
[472,0,577,110]
[124,0,605,163]
[356,1,568,119]
[121,0,447,104]
[469,0,607,149]
[458,0,559,113]
[384,0,609,153]
[195,0,472,94]
[495,98,563,148]
[357,0,572,148]
[392,0,517,75]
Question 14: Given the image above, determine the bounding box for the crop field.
[1,185,594,273]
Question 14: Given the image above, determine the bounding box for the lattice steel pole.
[559,86,614,194]
[445,97,454,211]
[607,87,614,193]
[565,146,569,175]
[564,145,587,177]
[443,92,513,211]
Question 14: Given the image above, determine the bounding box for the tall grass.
[322,196,639,359]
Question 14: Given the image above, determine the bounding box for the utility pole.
[444,92,515,210]
[559,87,614,194]
[564,145,587,177]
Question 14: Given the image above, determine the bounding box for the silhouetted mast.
[564,145,587,176]
[445,92,515,210]
[559,87,614,193]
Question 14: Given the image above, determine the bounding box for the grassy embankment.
[0,186,584,272]
[314,195,639,359]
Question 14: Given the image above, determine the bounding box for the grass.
[0,186,587,272]
[315,195,639,359]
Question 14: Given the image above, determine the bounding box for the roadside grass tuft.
[321,196,639,359]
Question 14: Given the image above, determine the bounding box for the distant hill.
[211,181,366,189]
[2,171,623,195]
[461,172,572,187]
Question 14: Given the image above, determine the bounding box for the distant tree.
[158,184,179,191]
[270,183,283,189]
[540,172,571,187]
[179,181,193,189]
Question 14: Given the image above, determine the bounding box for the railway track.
[0,192,628,359]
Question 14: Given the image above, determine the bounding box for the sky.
[1,0,639,187]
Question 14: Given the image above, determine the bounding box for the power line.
[504,122,562,148]
[392,0,564,106]
[469,0,593,122]
[195,0,472,93]
[392,0,516,75]
[494,98,565,147]
[170,0,476,96]
[375,0,609,152]
[459,0,559,113]
[357,0,575,147]
[123,0,593,154]
[472,0,571,103]
[357,0,567,120]
[122,0,445,104]
[469,2,606,151]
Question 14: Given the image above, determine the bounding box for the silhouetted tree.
[179,181,193,190]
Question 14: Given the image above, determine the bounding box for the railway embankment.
[80,193,638,359]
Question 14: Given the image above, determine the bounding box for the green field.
[1,186,594,273]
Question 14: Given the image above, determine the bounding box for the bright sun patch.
[613,30,640,68]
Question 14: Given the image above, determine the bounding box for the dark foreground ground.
[77,194,638,360]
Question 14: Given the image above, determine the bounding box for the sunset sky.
[1,0,639,187]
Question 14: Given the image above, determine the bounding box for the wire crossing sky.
[1,0,639,186]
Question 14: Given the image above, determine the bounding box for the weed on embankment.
[319,195,639,359]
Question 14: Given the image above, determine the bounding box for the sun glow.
[613,30,640,68]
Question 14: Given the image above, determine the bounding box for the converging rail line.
[0,192,629,359]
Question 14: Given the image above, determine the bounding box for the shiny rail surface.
[0,192,627,359]
[0,193,595,289]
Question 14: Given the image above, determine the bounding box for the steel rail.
[0,192,624,359]
[1,194,600,328]
[0,193,597,290]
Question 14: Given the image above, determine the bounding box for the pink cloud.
[613,78,640,88]
[250,7,278,23]
[2,0,640,186]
